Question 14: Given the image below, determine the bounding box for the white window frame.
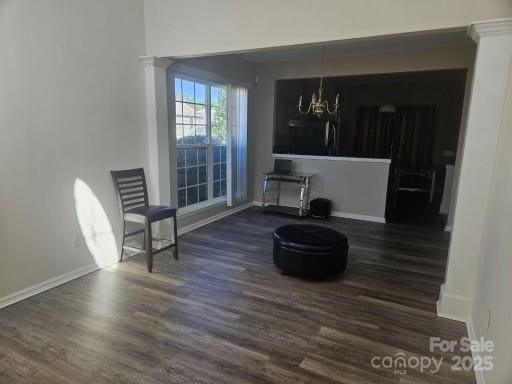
[172,73,228,216]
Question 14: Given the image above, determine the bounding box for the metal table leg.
[262,175,268,208]
[299,179,306,217]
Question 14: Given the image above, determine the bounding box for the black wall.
[273,69,467,170]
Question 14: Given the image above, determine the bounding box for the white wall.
[143,0,512,57]
[174,55,256,87]
[468,41,512,384]
[0,0,146,301]
[249,46,475,217]
[437,23,512,325]
[270,156,390,221]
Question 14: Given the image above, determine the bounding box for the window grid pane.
[175,79,182,102]
[176,79,211,147]
[177,145,210,208]
[175,77,227,208]
[212,145,227,198]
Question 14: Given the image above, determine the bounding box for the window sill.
[177,197,227,219]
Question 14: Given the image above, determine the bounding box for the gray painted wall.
[248,46,474,220]
[269,156,390,220]
[0,0,147,299]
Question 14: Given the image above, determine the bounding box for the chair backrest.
[111,168,149,213]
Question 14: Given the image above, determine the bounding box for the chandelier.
[297,45,340,118]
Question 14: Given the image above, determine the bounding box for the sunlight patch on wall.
[74,178,118,268]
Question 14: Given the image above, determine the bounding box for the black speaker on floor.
[310,198,331,219]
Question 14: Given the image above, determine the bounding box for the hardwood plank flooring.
[0,207,475,383]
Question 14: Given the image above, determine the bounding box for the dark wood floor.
[0,207,475,383]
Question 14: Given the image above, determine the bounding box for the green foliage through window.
[211,86,227,145]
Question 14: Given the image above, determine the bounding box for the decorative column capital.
[468,18,512,43]
[137,56,174,69]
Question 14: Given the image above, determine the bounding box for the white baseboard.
[253,201,385,223]
[331,210,386,223]
[438,287,484,383]
[466,317,486,384]
[436,284,473,322]
[178,201,255,236]
[0,263,100,309]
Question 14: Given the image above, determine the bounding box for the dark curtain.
[355,106,437,171]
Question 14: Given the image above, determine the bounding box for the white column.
[138,56,174,207]
[444,66,474,232]
[438,19,512,321]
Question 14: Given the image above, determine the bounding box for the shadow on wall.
[73,178,119,268]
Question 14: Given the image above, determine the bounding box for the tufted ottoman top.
[272,224,348,253]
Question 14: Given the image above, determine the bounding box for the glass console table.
[261,172,314,217]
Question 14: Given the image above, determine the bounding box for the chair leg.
[145,219,153,273]
[120,221,126,262]
[173,214,179,260]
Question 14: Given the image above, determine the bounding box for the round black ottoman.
[272,225,348,279]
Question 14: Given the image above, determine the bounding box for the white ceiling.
[239,29,472,63]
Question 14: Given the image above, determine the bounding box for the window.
[175,77,227,209]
